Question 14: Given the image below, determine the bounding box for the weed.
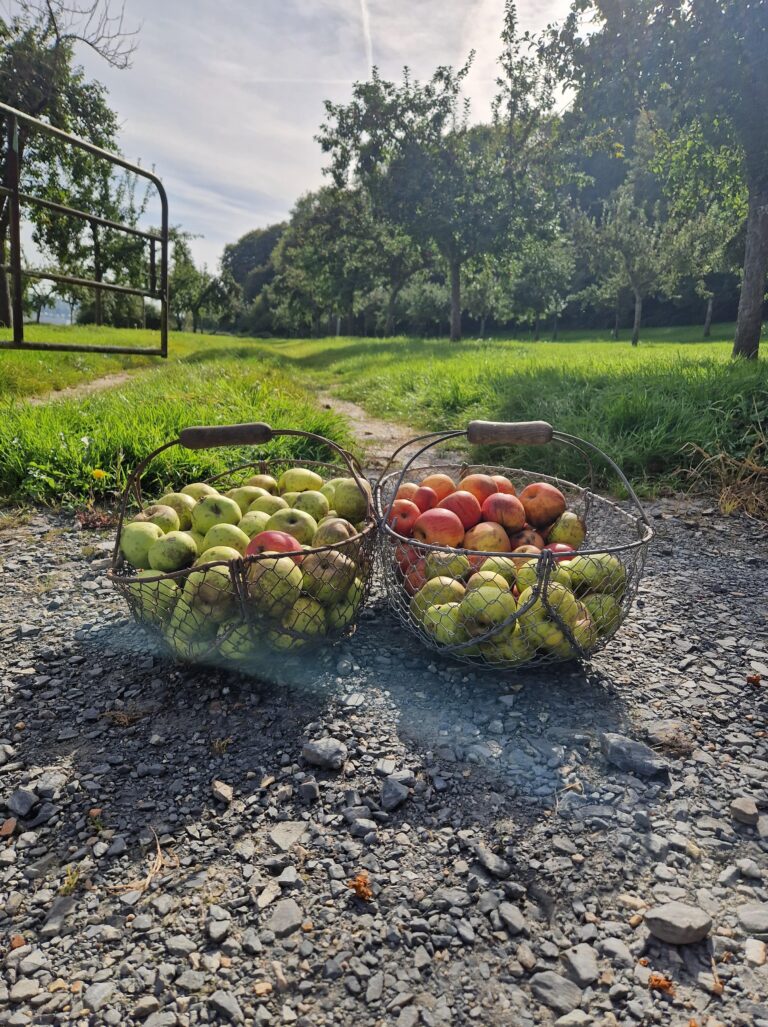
[59,865,80,896]
[212,737,234,755]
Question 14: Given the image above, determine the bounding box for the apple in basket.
[419,473,456,501]
[463,522,511,553]
[387,499,421,537]
[412,509,465,547]
[518,483,567,528]
[437,491,482,530]
[481,493,526,533]
[246,531,304,563]
[546,511,587,549]
[412,486,439,512]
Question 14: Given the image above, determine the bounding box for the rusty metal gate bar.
[0,100,169,356]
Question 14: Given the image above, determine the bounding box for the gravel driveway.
[1,499,767,1027]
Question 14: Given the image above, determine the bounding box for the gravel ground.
[1,500,767,1027]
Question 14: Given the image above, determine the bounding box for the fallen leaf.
[10,935,25,950]
[747,673,761,685]
[1,818,17,837]
[648,972,675,995]
[347,872,373,902]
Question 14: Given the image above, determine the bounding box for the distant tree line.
[3,1,765,356]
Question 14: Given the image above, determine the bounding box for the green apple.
[480,623,534,665]
[180,482,219,501]
[238,510,271,539]
[266,508,318,545]
[424,551,472,581]
[281,491,300,507]
[127,570,180,623]
[332,477,372,523]
[326,577,364,631]
[313,517,356,546]
[422,602,470,646]
[218,620,256,662]
[184,530,205,555]
[549,608,598,659]
[165,598,217,659]
[247,555,302,617]
[191,495,242,535]
[246,473,279,494]
[293,490,330,522]
[458,585,517,636]
[158,493,197,530]
[202,523,250,555]
[583,593,622,635]
[517,581,581,630]
[478,556,518,585]
[566,553,627,597]
[183,566,236,623]
[410,576,466,623]
[301,550,356,606]
[133,504,180,534]
[320,478,345,507]
[148,531,198,572]
[268,596,326,650]
[547,511,586,548]
[225,486,269,515]
[515,559,572,594]
[195,545,241,565]
[278,467,324,494]
[465,571,510,593]
[249,495,289,516]
[120,521,163,568]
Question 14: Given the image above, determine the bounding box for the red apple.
[481,493,526,533]
[519,482,567,528]
[395,482,420,502]
[246,530,303,563]
[510,544,541,568]
[458,474,498,506]
[508,525,545,550]
[463,521,512,553]
[419,473,456,502]
[403,557,428,596]
[395,542,418,573]
[412,509,465,547]
[491,474,517,495]
[387,499,421,537]
[412,485,439,513]
[437,490,482,530]
[543,542,576,562]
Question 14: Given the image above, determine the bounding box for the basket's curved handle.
[466,420,553,446]
[179,422,273,449]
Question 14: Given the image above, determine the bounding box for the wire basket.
[374,419,653,670]
[108,421,376,669]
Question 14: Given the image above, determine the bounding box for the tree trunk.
[385,286,402,337]
[0,230,10,328]
[733,180,768,358]
[449,260,461,342]
[479,314,487,339]
[533,313,540,341]
[192,310,200,333]
[551,312,559,340]
[611,304,620,340]
[631,291,642,346]
[703,295,714,338]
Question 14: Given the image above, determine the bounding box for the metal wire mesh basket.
[374,419,653,670]
[108,421,376,668]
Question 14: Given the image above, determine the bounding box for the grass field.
[1,322,765,505]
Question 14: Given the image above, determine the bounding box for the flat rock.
[644,902,712,944]
[302,737,347,770]
[561,943,599,986]
[269,821,307,851]
[643,718,694,752]
[737,904,768,938]
[209,990,244,1024]
[211,779,233,804]
[6,788,37,818]
[730,796,759,825]
[40,896,76,938]
[498,902,526,936]
[84,981,115,1011]
[530,971,583,1015]
[600,732,670,777]
[381,776,409,811]
[268,898,303,937]
[473,843,510,879]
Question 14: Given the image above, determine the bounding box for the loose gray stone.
[209,990,244,1024]
[212,779,233,804]
[498,902,526,935]
[381,776,409,811]
[268,898,303,937]
[40,896,76,938]
[730,796,759,825]
[643,718,693,752]
[106,835,127,857]
[474,843,510,878]
[555,1013,594,1027]
[6,788,37,818]
[144,1013,178,1027]
[10,978,40,1002]
[177,970,206,991]
[600,733,670,777]
[269,821,307,851]
[84,981,115,1011]
[561,944,599,987]
[166,934,197,955]
[302,737,347,770]
[530,971,583,1015]
[133,995,160,1019]
[298,778,319,802]
[644,902,712,944]
[737,904,768,938]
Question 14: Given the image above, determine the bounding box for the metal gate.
[0,100,169,356]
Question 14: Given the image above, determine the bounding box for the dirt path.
[26,370,140,406]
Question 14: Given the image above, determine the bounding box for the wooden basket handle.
[466,420,553,446]
[179,422,273,449]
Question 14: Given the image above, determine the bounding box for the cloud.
[57,0,572,267]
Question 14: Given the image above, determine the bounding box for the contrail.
[359,0,374,77]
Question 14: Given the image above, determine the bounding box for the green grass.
[1,321,765,502]
[0,361,353,504]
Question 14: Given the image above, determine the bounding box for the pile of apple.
[386,471,626,665]
[116,467,372,662]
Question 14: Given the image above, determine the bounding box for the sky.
[58,0,572,268]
